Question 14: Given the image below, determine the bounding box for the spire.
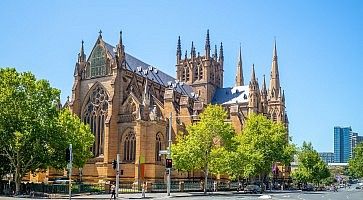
[185,50,188,60]
[117,31,125,59]
[235,44,244,86]
[214,45,218,59]
[269,38,280,99]
[262,74,267,95]
[119,31,123,47]
[251,64,256,82]
[191,41,196,58]
[219,42,224,62]
[78,40,86,62]
[177,36,182,62]
[205,29,210,59]
[282,90,285,102]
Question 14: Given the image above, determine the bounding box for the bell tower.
[176,30,223,104]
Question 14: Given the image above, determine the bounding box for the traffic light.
[112,160,117,169]
[65,148,70,162]
[166,158,172,168]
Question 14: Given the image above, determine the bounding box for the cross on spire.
[98,30,102,38]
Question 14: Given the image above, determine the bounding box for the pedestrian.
[213,181,217,192]
[110,183,116,199]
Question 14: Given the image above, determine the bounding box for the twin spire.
[236,39,280,99]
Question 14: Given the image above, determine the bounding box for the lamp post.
[158,113,198,196]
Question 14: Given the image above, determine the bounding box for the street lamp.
[159,113,198,196]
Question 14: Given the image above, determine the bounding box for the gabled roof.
[212,85,249,105]
[103,42,194,98]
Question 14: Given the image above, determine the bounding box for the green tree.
[291,142,330,186]
[232,114,295,181]
[348,142,363,178]
[0,68,93,194]
[171,105,235,194]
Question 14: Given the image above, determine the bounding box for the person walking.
[110,183,116,199]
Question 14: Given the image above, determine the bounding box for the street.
[0,186,362,200]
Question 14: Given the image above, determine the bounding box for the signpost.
[159,112,172,196]
[116,154,120,198]
[68,144,72,200]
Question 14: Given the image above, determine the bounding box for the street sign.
[159,150,168,155]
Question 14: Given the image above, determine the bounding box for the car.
[302,184,315,191]
[244,184,262,194]
[53,177,73,184]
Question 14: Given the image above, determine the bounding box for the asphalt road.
[0,186,361,199]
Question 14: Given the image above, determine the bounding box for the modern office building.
[334,126,361,163]
[319,152,334,164]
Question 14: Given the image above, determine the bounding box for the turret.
[248,64,260,114]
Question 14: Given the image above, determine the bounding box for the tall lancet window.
[155,133,163,162]
[89,45,107,77]
[123,131,136,161]
[83,85,108,157]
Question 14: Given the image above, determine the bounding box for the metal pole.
[167,112,172,196]
[116,154,120,198]
[69,144,72,200]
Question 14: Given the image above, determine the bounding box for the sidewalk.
[43,191,241,199]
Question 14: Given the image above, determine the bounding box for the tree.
[348,142,363,178]
[291,142,330,186]
[0,68,93,194]
[231,114,295,181]
[171,105,235,194]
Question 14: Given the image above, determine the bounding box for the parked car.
[302,184,315,191]
[53,177,73,184]
[244,184,262,194]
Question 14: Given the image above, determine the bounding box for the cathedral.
[66,30,288,183]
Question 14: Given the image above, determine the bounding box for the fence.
[1,180,242,195]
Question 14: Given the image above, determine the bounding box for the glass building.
[319,152,334,164]
[334,126,357,163]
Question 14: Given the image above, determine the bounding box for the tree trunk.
[15,164,21,195]
[204,165,208,194]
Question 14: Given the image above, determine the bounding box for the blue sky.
[1,0,362,152]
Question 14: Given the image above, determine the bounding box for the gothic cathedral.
[67,30,288,183]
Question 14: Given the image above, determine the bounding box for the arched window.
[123,131,136,161]
[89,45,107,78]
[155,133,163,162]
[82,85,108,157]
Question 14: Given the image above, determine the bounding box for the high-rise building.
[334,126,360,163]
[319,152,334,164]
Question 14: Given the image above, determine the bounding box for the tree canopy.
[348,142,363,178]
[229,114,295,180]
[291,142,330,185]
[171,104,235,193]
[0,68,93,194]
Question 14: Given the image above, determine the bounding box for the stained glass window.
[82,85,108,157]
[90,45,106,77]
